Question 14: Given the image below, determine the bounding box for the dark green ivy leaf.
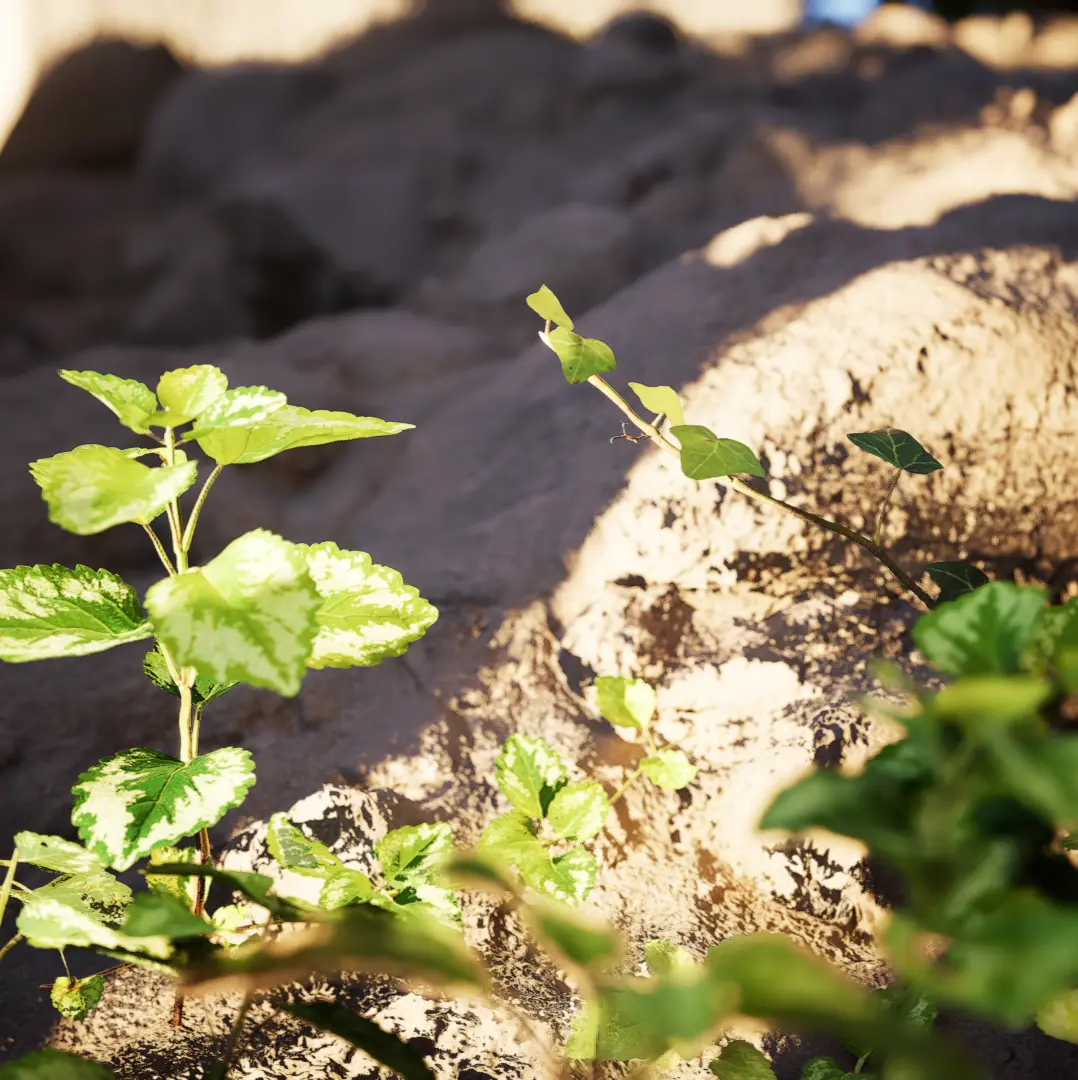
[926,562,990,605]
[847,429,943,475]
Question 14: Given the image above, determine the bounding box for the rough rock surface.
[3,10,1078,1080]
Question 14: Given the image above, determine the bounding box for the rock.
[218,161,428,336]
[0,40,182,174]
[853,3,950,49]
[574,12,686,98]
[953,12,1034,69]
[1032,16,1078,70]
[139,66,336,197]
[1050,90,1078,155]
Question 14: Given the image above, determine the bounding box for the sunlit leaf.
[628,383,685,429]
[1037,988,1078,1044]
[142,647,236,706]
[493,734,568,819]
[640,750,697,790]
[59,370,156,435]
[671,426,764,480]
[267,813,345,878]
[526,285,574,330]
[184,386,287,438]
[319,869,377,910]
[547,782,608,842]
[153,365,228,427]
[50,975,105,1021]
[645,939,697,977]
[594,676,656,731]
[14,832,104,876]
[377,823,453,889]
[541,327,615,384]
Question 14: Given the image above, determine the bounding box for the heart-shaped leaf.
[493,734,568,818]
[926,562,990,604]
[72,747,255,871]
[847,429,942,475]
[595,676,656,730]
[59,370,156,435]
[153,365,228,426]
[542,327,616,384]
[641,750,697,791]
[671,426,764,480]
[628,383,686,429]
[526,285,574,330]
[30,445,197,535]
[145,529,320,696]
[547,782,609,841]
[50,975,106,1021]
[376,823,454,889]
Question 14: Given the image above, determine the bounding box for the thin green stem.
[0,849,17,929]
[0,934,23,965]
[182,465,223,553]
[875,468,902,547]
[212,991,255,1080]
[162,428,186,569]
[609,766,644,807]
[585,374,935,611]
[142,524,177,576]
[59,949,72,980]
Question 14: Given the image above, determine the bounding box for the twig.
[210,991,255,1080]
[875,468,902,547]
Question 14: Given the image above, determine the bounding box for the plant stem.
[0,849,17,930]
[0,934,23,965]
[142,524,177,576]
[875,468,902,547]
[584,374,935,611]
[212,991,255,1079]
[162,428,185,562]
[182,465,223,553]
[609,766,643,807]
[191,703,204,759]
[178,680,194,764]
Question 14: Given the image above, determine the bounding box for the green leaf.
[72,747,255,872]
[547,782,609,841]
[0,564,152,663]
[295,542,438,670]
[180,903,484,996]
[267,813,345,878]
[30,870,132,915]
[183,386,287,438]
[542,326,616,384]
[153,365,228,426]
[142,647,236,706]
[392,883,462,927]
[149,863,314,922]
[595,676,656,731]
[17,887,168,958]
[628,383,686,429]
[59,370,156,435]
[799,1059,852,1080]
[145,529,320,697]
[526,285,574,330]
[478,813,596,904]
[145,845,200,905]
[547,847,599,906]
[493,734,568,819]
[527,903,620,973]
[121,891,210,939]
[671,425,765,480]
[926,562,990,604]
[913,581,1047,677]
[645,939,697,977]
[14,833,103,875]
[319,869,377,910]
[30,445,198,535]
[847,429,943,475]
[710,1040,776,1079]
[1037,988,1078,1044]
[196,405,411,466]
[0,1049,115,1079]
[640,750,697,790]
[285,1002,436,1080]
[50,975,106,1021]
[933,675,1052,727]
[377,823,453,889]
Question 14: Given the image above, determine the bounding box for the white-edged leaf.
[376,823,453,889]
[184,385,288,438]
[196,405,412,465]
[640,750,697,790]
[0,564,152,662]
[0,1048,116,1078]
[14,832,104,875]
[267,813,345,878]
[71,746,255,872]
[628,383,685,429]
[319,869,377,910]
[594,676,656,730]
[31,870,132,917]
[493,734,568,819]
[296,542,438,670]
[153,365,228,426]
[547,782,608,841]
[50,974,106,1021]
[145,529,320,696]
[30,445,197,535]
[59,370,156,435]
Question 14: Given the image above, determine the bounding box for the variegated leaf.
[145,529,320,696]
[184,386,288,438]
[296,542,438,670]
[0,564,152,662]
[376,823,453,889]
[267,813,345,878]
[493,734,568,819]
[14,832,105,876]
[59,370,156,434]
[17,893,169,958]
[153,365,228,426]
[71,747,255,872]
[51,974,106,1021]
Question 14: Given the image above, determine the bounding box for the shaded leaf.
[285,1002,436,1080]
[377,823,453,889]
[640,750,697,790]
[142,648,236,706]
[671,426,764,480]
[50,975,105,1021]
[72,747,255,872]
[295,542,437,670]
[149,863,314,922]
[319,870,377,910]
[493,734,567,818]
[547,782,609,842]
[59,370,156,435]
[392,884,462,928]
[799,1059,852,1080]
[595,676,656,731]
[145,845,199,906]
[526,285,574,330]
[645,939,697,977]
[0,1049,115,1078]
[542,327,615,384]
[30,445,197,535]
[926,562,990,605]
[121,891,210,939]
[145,529,320,697]
[628,383,686,429]
[528,904,620,974]
[267,813,344,878]
[710,1040,776,1079]
[847,429,942,475]
[154,365,228,426]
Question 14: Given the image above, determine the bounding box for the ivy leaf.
[184,386,287,438]
[319,869,377,910]
[153,365,228,427]
[285,1002,437,1080]
[1037,988,1078,1044]
[710,1040,776,1079]
[30,445,197,535]
[295,542,438,670]
[799,1059,853,1080]
[14,833,104,876]
[0,1049,116,1078]
[196,405,411,466]
[0,564,151,663]
[145,529,320,697]
[526,285,574,330]
[628,383,686,429]
[50,975,106,1021]
[645,939,697,977]
[671,426,764,480]
[913,581,1047,677]
[595,676,656,731]
[926,562,990,604]
[377,823,454,889]
[179,903,484,996]
[493,734,568,818]
[847,429,942,474]
[58,370,156,435]
[547,782,609,842]
[267,813,345,878]
[122,891,210,939]
[641,751,697,791]
[71,746,255,872]
[542,326,616,384]
[148,863,314,922]
[142,648,236,706]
